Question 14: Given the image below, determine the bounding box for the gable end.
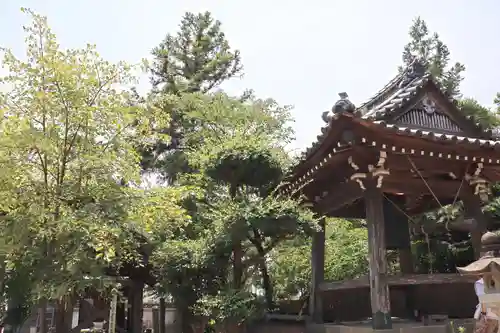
[394,97,462,133]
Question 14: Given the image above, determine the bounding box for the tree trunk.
[159,298,166,333]
[179,306,194,333]
[230,182,243,289]
[249,229,274,310]
[54,296,73,333]
[232,239,243,289]
[258,256,274,310]
[129,280,144,333]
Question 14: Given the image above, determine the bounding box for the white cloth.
[475,278,499,320]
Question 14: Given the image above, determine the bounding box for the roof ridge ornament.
[332,92,356,114]
[322,92,356,123]
[398,57,427,88]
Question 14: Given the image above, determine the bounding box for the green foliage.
[0,10,190,322]
[411,234,473,274]
[150,11,242,94]
[181,92,293,188]
[142,77,315,316]
[193,288,265,325]
[459,98,499,128]
[144,11,243,175]
[268,219,368,299]
[400,17,500,132]
[203,137,284,188]
[400,17,465,98]
[493,94,500,116]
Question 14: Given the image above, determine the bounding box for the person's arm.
[481,303,487,314]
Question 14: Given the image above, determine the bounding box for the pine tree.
[150,11,243,94]
[142,12,244,178]
[400,17,465,98]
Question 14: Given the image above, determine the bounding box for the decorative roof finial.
[332,92,356,114]
[321,92,356,123]
[409,56,426,76]
[399,56,427,88]
[321,110,332,123]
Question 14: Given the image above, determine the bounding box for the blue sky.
[1,0,499,152]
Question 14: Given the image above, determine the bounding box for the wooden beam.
[364,180,391,329]
[302,148,366,198]
[359,123,500,162]
[382,177,463,198]
[315,181,363,214]
[319,273,477,291]
[386,153,466,176]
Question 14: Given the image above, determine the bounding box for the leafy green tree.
[148,91,316,333]
[459,98,499,128]
[143,11,243,177]
[182,92,314,293]
[268,219,368,300]
[0,8,184,333]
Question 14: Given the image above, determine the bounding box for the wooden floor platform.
[308,318,475,333]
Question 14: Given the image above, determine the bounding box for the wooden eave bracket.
[464,162,491,201]
[349,151,390,190]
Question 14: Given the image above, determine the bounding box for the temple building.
[281,58,500,331]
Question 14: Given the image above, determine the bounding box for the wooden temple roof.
[281,59,500,217]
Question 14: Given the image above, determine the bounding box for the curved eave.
[364,119,500,156]
[284,114,353,186]
[281,113,500,196]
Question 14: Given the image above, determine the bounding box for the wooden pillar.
[309,218,325,323]
[365,180,392,329]
[461,186,488,259]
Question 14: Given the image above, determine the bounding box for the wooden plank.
[382,177,463,197]
[361,126,500,163]
[319,273,478,291]
[364,180,392,329]
[264,313,306,321]
[386,153,466,176]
